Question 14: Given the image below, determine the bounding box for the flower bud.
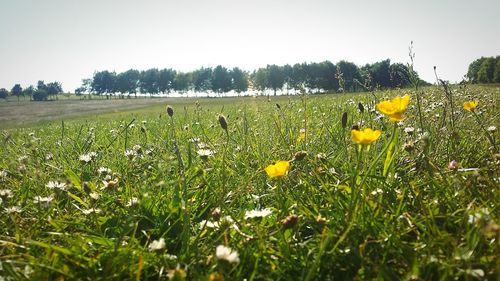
[218,114,228,131]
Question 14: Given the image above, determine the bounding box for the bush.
[33,89,48,101]
[0,88,9,99]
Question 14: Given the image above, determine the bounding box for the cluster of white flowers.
[4,206,22,214]
[196,149,216,159]
[0,170,8,178]
[97,167,112,175]
[126,197,139,207]
[82,208,101,215]
[199,216,234,229]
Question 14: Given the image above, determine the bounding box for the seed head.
[282,214,299,229]
[293,151,308,161]
[166,105,174,117]
[218,114,228,131]
[341,112,348,128]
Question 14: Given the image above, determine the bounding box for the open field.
[0,86,499,280]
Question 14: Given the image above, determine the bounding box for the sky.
[0,0,499,92]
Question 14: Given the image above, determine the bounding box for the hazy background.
[1,0,499,92]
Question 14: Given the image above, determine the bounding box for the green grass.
[0,86,499,280]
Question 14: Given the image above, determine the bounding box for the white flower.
[197,149,215,158]
[148,238,166,251]
[33,195,54,207]
[46,181,67,191]
[4,206,22,214]
[404,127,415,135]
[216,245,240,264]
[0,170,8,178]
[124,150,137,159]
[487,125,496,132]
[244,208,272,219]
[82,208,101,215]
[79,154,92,163]
[98,167,112,175]
[0,189,13,198]
[199,220,220,229]
[89,192,101,200]
[126,197,139,207]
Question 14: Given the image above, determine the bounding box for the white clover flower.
[126,197,139,207]
[148,238,166,251]
[216,245,240,264]
[487,125,496,133]
[0,189,13,198]
[244,208,272,219]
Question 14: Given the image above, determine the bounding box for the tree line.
[78,59,422,98]
[466,56,500,83]
[0,81,63,101]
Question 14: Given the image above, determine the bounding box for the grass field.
[0,86,499,280]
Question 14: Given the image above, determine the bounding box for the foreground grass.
[0,86,499,280]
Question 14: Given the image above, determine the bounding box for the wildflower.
[89,192,100,200]
[463,100,478,112]
[297,128,306,142]
[487,125,496,133]
[45,154,54,161]
[293,151,307,161]
[166,267,187,280]
[4,206,22,214]
[148,238,166,251]
[33,195,54,207]
[376,95,410,121]
[97,167,112,175]
[216,245,240,264]
[46,181,67,191]
[0,189,13,198]
[404,126,415,135]
[124,149,137,159]
[82,208,101,215]
[351,128,381,145]
[197,149,216,159]
[244,208,272,219]
[264,160,290,178]
[126,197,139,207]
[102,178,119,189]
[79,154,92,163]
[0,170,7,178]
[208,272,224,281]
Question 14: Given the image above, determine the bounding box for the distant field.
[0,97,178,128]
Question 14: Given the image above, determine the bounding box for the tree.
[466,57,486,83]
[11,84,23,101]
[23,86,35,101]
[494,57,500,83]
[266,64,285,96]
[0,88,8,99]
[231,67,248,95]
[47,82,63,99]
[91,71,117,99]
[173,72,192,94]
[211,65,231,94]
[389,63,411,88]
[33,81,49,101]
[117,69,140,97]
[477,57,496,83]
[336,61,361,92]
[192,67,212,94]
[139,69,159,96]
[158,68,176,95]
[251,68,267,94]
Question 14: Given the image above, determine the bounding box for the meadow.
[0,85,498,280]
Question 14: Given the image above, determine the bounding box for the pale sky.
[0,0,499,92]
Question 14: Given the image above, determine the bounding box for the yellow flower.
[297,129,306,142]
[351,128,381,145]
[265,161,290,178]
[463,100,478,111]
[376,95,410,121]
